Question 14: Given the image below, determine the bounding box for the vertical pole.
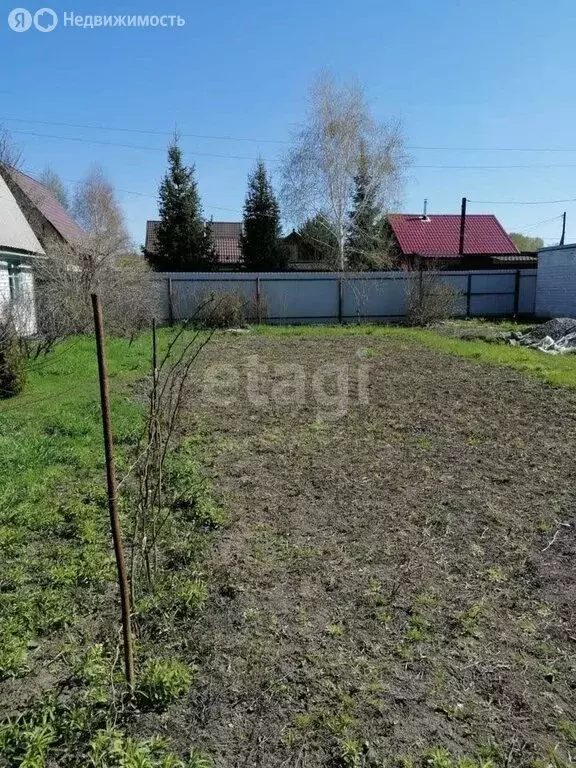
[151,317,158,413]
[459,197,467,256]
[91,294,135,692]
[338,276,343,324]
[560,212,567,246]
[256,277,261,324]
[466,273,472,317]
[152,318,158,382]
[513,270,521,316]
[168,278,174,327]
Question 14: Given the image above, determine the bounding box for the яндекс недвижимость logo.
[7,8,185,30]
[8,7,58,32]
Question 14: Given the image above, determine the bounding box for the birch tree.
[281,74,407,270]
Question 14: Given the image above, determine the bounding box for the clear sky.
[2,0,576,247]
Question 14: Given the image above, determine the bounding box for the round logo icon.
[33,7,57,32]
[8,8,32,32]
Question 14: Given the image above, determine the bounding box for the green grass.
[0,330,221,766]
[252,322,576,388]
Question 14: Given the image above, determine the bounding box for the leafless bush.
[130,322,213,592]
[407,268,460,326]
[32,240,156,354]
[28,166,156,355]
[194,291,248,328]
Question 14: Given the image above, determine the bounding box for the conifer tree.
[240,160,287,270]
[346,142,387,270]
[149,138,217,271]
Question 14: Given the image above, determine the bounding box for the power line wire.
[16,129,576,169]
[6,116,576,154]
[11,129,269,162]
[1,116,289,145]
[470,198,576,205]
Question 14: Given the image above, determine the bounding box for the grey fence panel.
[156,269,538,323]
[470,293,515,315]
[260,276,338,321]
[470,272,516,294]
[519,273,537,314]
[170,277,257,320]
[341,275,407,319]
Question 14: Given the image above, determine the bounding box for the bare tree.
[0,126,22,171]
[281,73,407,270]
[32,167,155,351]
[39,166,70,210]
[73,164,132,259]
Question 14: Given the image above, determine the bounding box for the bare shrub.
[29,167,156,354]
[131,323,213,592]
[407,269,460,326]
[33,242,156,352]
[196,291,248,329]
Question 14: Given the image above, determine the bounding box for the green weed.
[137,658,195,709]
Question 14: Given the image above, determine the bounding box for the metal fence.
[154,269,538,324]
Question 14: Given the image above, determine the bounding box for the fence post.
[466,273,472,317]
[91,294,136,692]
[513,270,521,316]
[338,276,343,324]
[255,277,262,324]
[167,278,174,326]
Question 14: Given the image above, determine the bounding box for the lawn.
[1,324,576,767]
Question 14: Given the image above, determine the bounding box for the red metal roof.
[9,169,85,244]
[388,213,519,256]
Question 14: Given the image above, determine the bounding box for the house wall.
[535,245,576,318]
[154,269,537,324]
[0,257,37,336]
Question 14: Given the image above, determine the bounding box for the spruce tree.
[149,138,217,271]
[346,142,386,270]
[240,160,287,270]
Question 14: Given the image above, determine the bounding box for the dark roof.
[388,213,519,256]
[145,220,159,254]
[145,220,243,264]
[216,236,242,263]
[491,253,537,263]
[9,168,85,244]
[211,221,242,238]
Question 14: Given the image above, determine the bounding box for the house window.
[8,263,23,302]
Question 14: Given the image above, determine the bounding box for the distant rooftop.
[388,213,519,256]
[146,220,243,264]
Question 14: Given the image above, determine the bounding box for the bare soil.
[154,333,576,766]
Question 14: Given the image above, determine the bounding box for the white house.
[0,172,44,335]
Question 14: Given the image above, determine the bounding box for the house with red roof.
[387,211,536,270]
[4,168,85,250]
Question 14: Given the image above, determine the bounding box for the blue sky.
[2,0,576,247]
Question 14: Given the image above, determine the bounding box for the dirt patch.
[152,333,576,766]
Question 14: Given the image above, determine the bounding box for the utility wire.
[6,116,576,154]
[470,198,576,205]
[12,127,576,170]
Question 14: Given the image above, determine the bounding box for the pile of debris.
[509,318,576,354]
